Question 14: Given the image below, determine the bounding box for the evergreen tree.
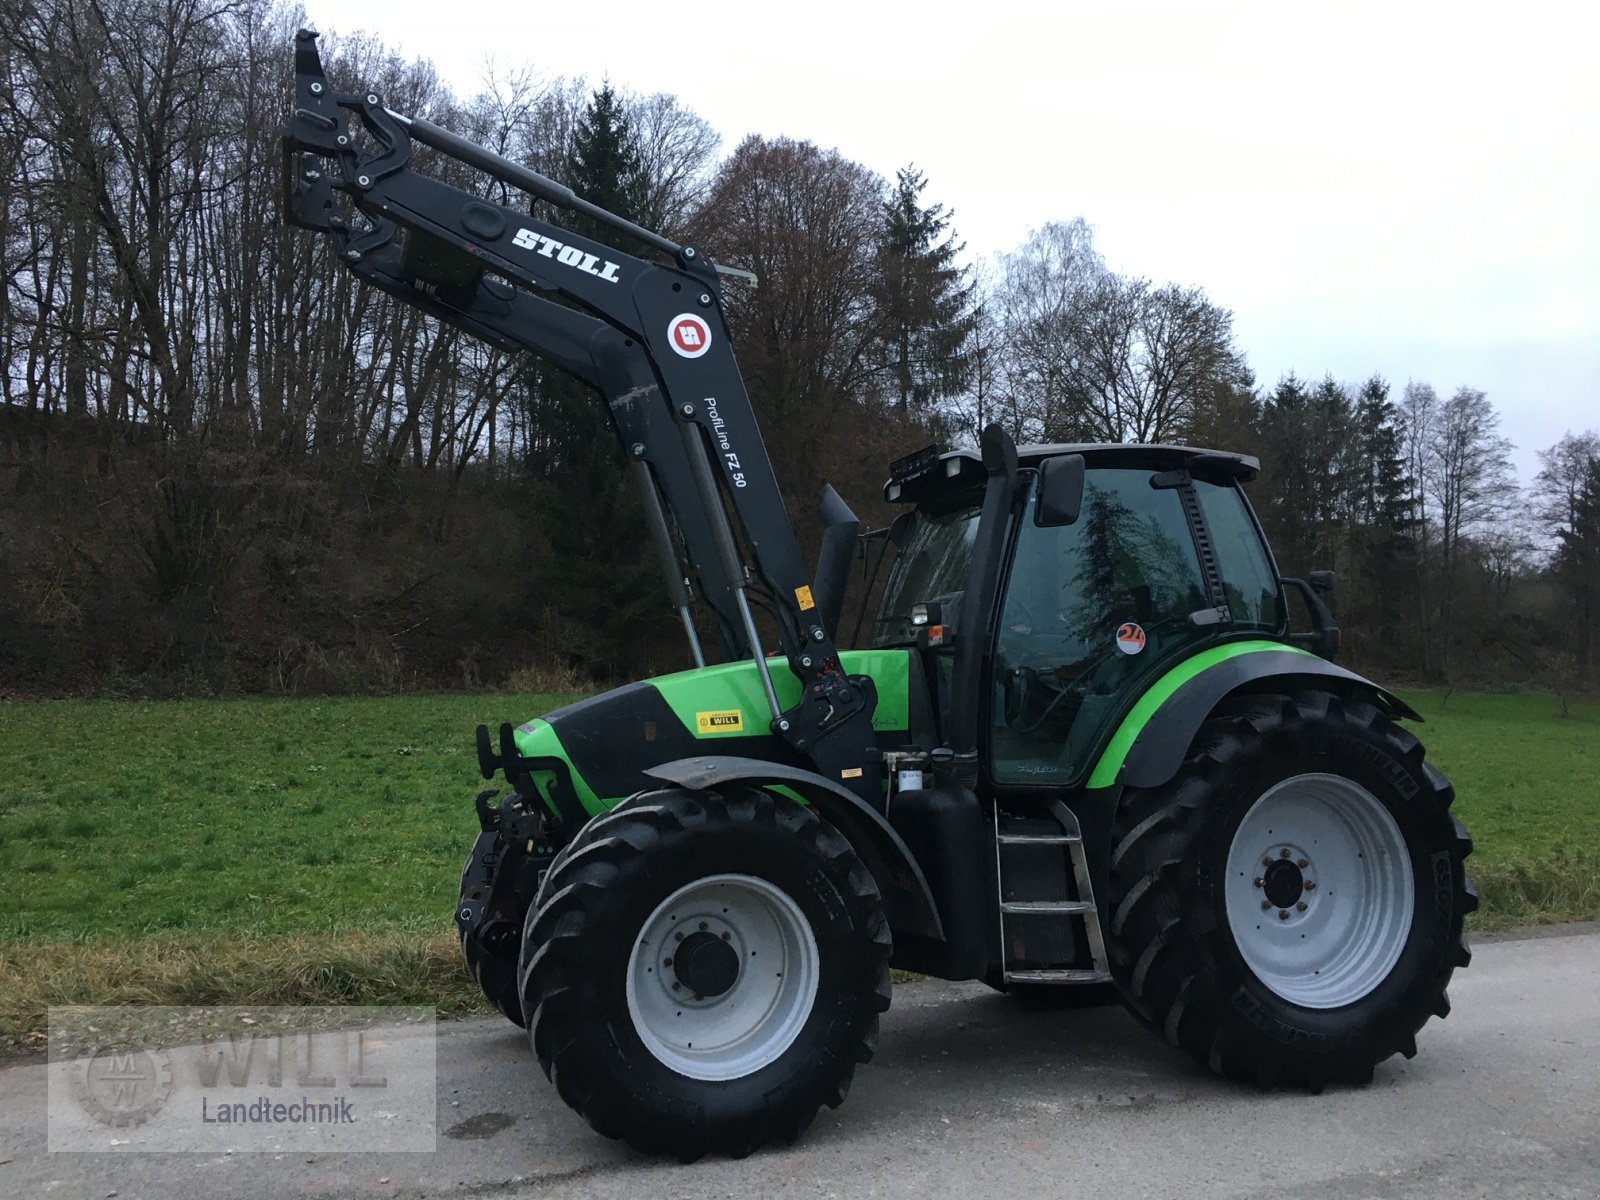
[1253,374,1315,574]
[875,166,975,414]
[524,84,664,677]
[1551,449,1600,684]
[1346,376,1415,652]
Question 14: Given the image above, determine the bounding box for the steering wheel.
[1001,598,1038,637]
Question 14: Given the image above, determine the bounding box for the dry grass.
[1467,848,1600,931]
[0,931,489,1050]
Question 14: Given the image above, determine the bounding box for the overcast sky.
[310,0,1597,486]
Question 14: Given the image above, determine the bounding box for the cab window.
[991,468,1211,785]
[1194,479,1284,631]
[871,502,980,647]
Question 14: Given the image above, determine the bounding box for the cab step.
[995,801,1111,986]
[1004,969,1112,984]
[1000,900,1096,914]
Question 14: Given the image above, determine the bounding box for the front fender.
[643,756,945,941]
[1089,644,1422,791]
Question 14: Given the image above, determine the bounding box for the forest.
[1,0,1595,699]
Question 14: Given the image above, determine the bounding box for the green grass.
[0,688,1595,1044]
[1395,690,1600,929]
[0,693,577,943]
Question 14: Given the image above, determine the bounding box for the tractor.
[282,30,1475,1161]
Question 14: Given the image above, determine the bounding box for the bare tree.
[1066,276,1246,443]
[991,222,1242,443]
[626,91,719,234]
[991,218,1104,439]
[1417,386,1517,677]
[689,135,889,489]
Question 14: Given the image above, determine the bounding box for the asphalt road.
[3,927,1597,1200]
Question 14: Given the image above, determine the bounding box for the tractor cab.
[872,443,1293,786]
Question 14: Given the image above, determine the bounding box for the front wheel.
[520,786,891,1159]
[1108,690,1476,1089]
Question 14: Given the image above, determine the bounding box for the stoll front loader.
[283,31,1476,1160]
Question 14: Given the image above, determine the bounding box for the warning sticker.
[1115,622,1147,655]
[668,313,713,359]
[695,709,745,735]
[795,585,816,611]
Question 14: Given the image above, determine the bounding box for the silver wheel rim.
[1224,773,1415,1009]
[625,873,819,1081]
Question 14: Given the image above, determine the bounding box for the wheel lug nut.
[1296,901,1308,912]
[1261,899,1272,911]
[1263,857,1274,868]
[1278,909,1291,920]
[671,982,681,991]
[1254,877,1264,888]
[674,932,684,941]
[1279,848,1292,859]
[1297,858,1309,869]
[1304,880,1316,891]
[663,957,673,966]
[720,932,731,941]
[699,921,709,931]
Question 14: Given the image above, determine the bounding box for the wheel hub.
[1225,774,1415,1009]
[1256,847,1317,916]
[625,874,820,1081]
[674,931,740,998]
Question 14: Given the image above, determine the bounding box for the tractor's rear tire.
[1107,690,1476,1090]
[520,786,892,1160]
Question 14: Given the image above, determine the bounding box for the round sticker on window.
[1115,622,1146,655]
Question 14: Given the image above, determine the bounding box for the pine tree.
[1552,451,1600,684]
[523,85,663,676]
[1347,376,1416,652]
[876,166,975,415]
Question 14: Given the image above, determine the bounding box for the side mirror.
[1035,454,1086,527]
[1309,569,1336,597]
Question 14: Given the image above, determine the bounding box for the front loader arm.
[282,30,882,801]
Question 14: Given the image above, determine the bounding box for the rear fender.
[1094,647,1423,791]
[643,756,945,941]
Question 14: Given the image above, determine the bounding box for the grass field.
[1,688,1595,1043]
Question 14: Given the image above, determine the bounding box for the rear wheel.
[521,786,891,1159]
[1107,690,1476,1089]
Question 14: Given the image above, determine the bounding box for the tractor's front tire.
[1107,690,1476,1090]
[520,786,891,1160]
[458,834,527,1028]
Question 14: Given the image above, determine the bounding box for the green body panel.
[511,650,913,818]
[1085,639,1315,789]
[514,720,605,814]
[648,649,912,736]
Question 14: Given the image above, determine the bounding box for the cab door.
[988,466,1281,787]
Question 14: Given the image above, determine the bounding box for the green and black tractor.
[285,30,1476,1161]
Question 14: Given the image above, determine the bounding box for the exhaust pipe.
[812,484,860,643]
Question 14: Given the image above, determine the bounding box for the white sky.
[310,0,1599,486]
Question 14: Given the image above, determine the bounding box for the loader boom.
[281,30,881,800]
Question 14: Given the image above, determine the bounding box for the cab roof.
[884,442,1260,505]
